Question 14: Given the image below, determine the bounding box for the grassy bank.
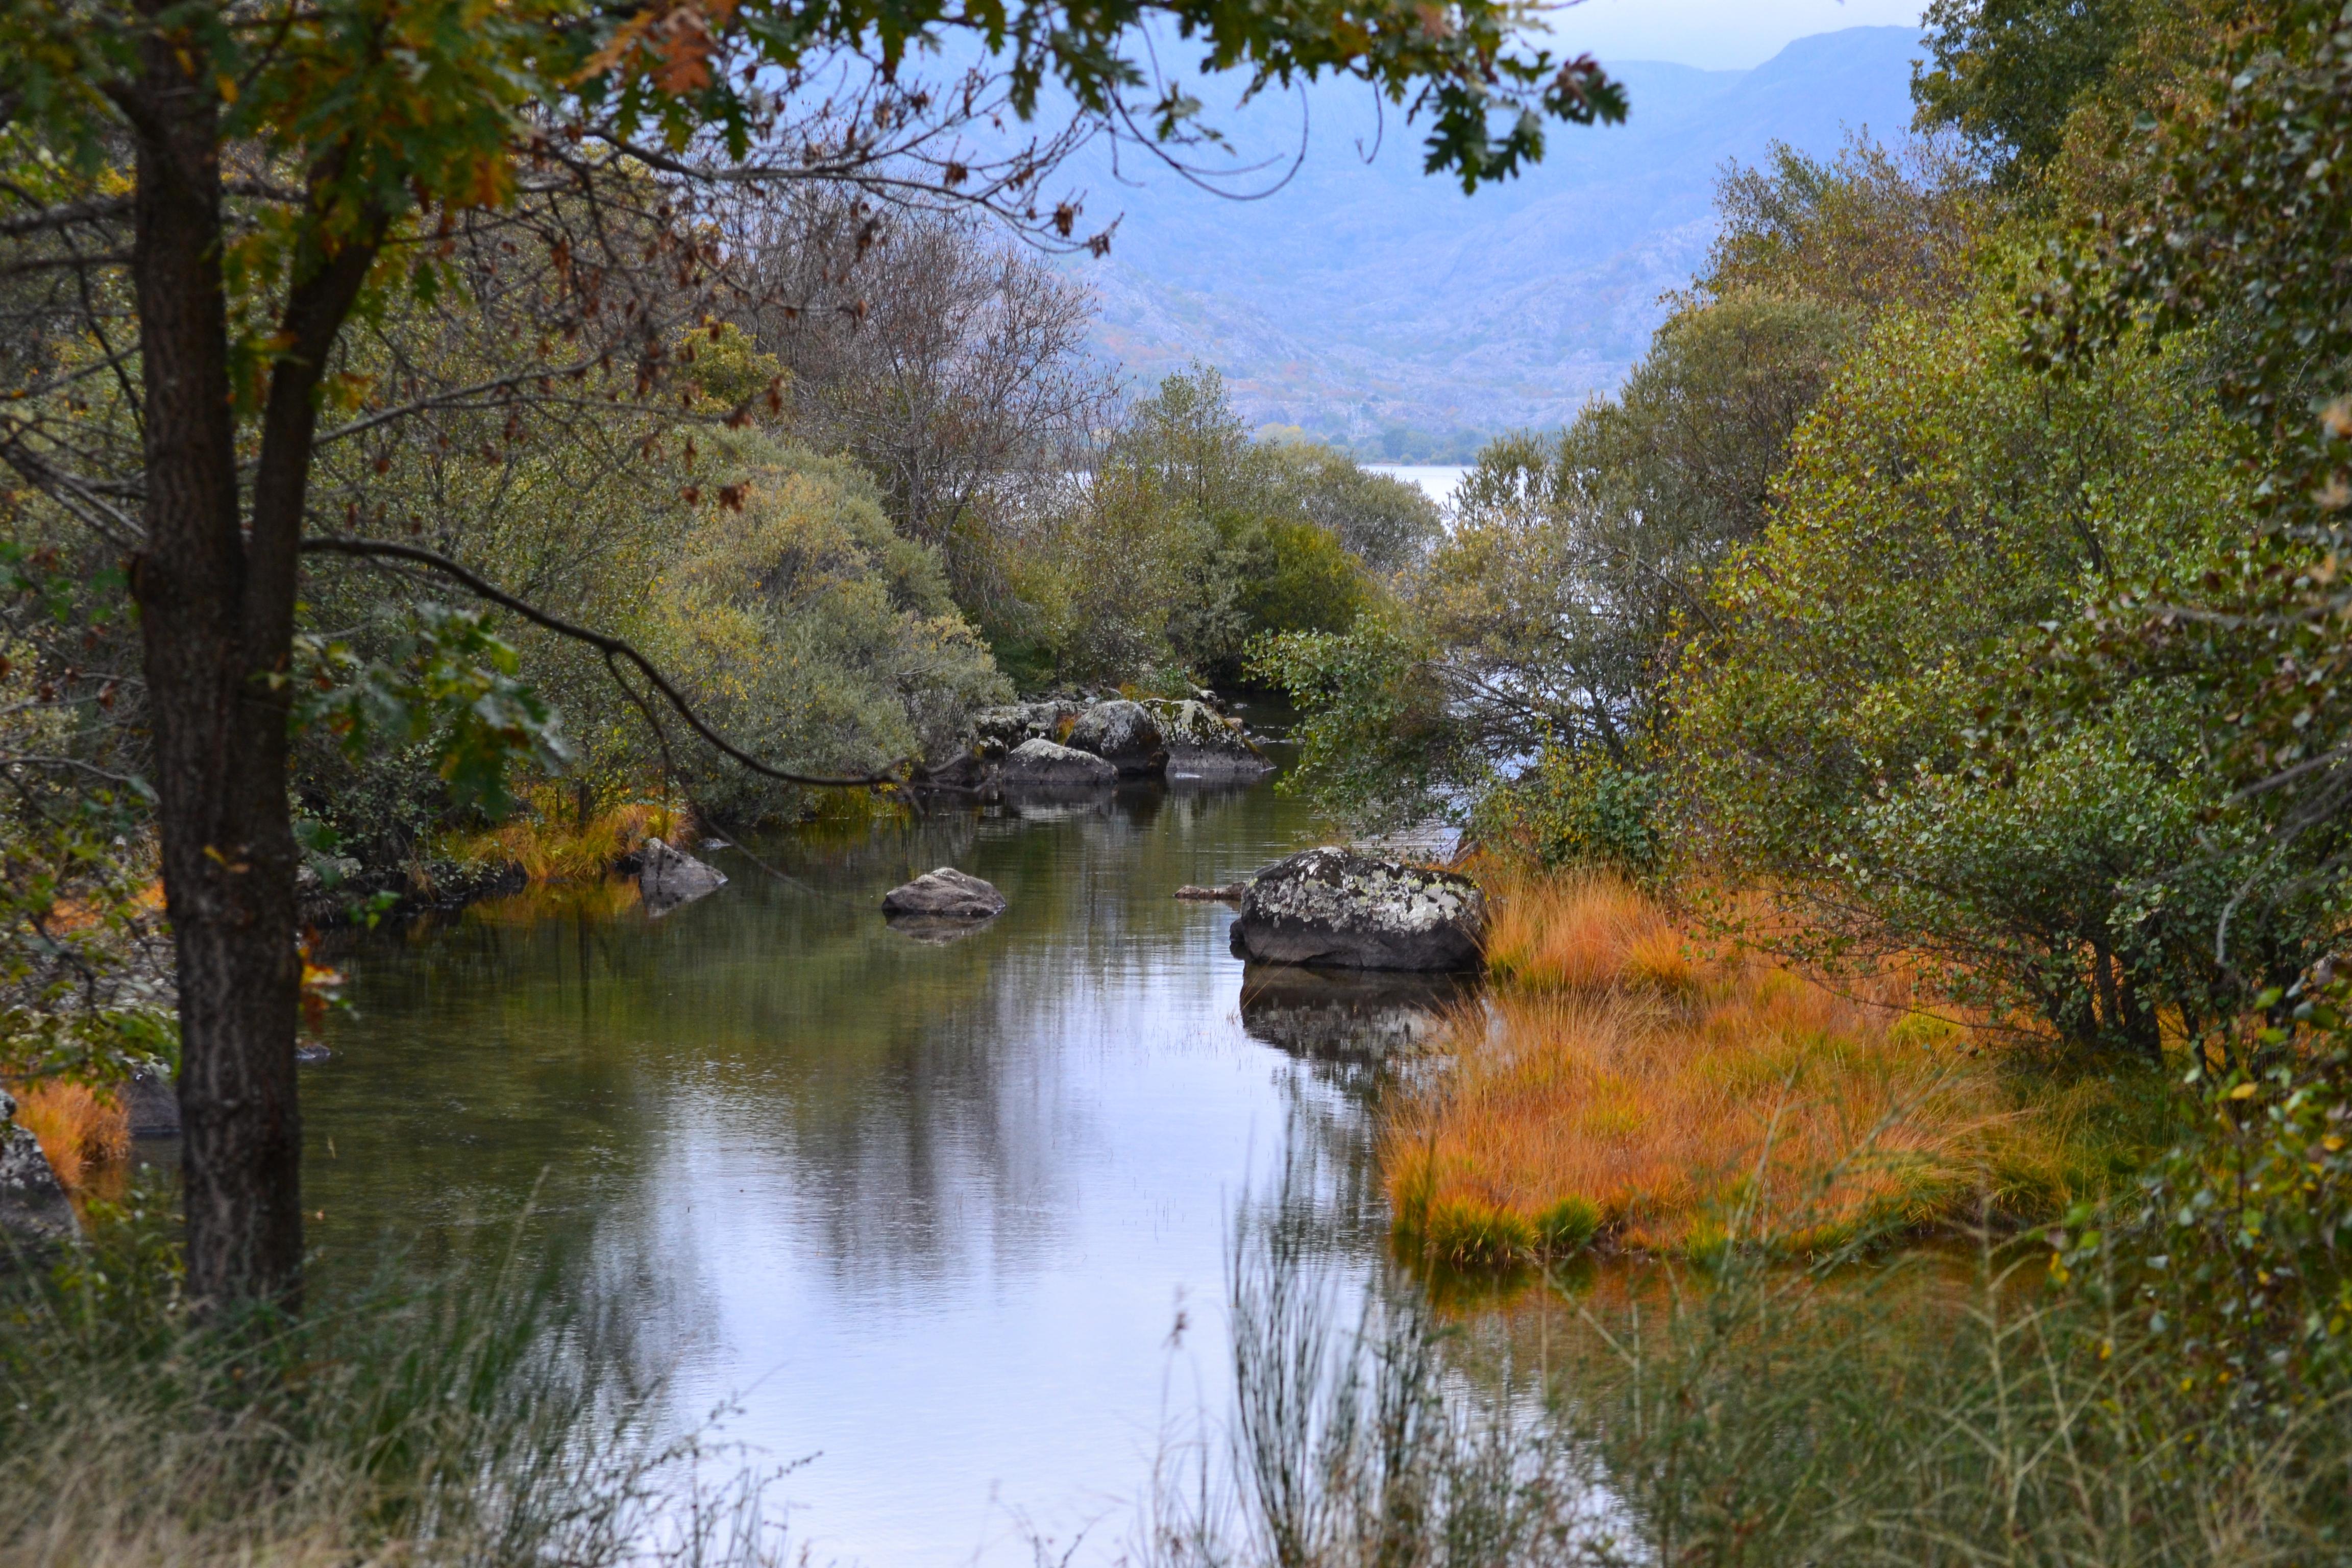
[0,1211,778,1568]
[1389,871,2165,1264]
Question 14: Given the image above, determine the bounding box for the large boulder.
[881,867,1007,920]
[0,1092,75,1248]
[638,837,727,917]
[1229,847,1486,971]
[1000,737,1118,787]
[1146,699,1272,779]
[1064,700,1167,776]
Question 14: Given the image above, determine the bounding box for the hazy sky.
[1560,0,1928,70]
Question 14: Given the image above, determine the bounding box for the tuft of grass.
[1392,870,2163,1262]
[0,1204,787,1568]
[6,1080,128,1193]
[449,786,689,885]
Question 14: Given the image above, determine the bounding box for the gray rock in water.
[1000,737,1118,787]
[970,700,1084,758]
[1065,700,1168,776]
[124,1066,179,1137]
[1229,846,1486,971]
[1146,699,1272,778]
[0,1091,75,1248]
[639,836,727,916]
[881,867,1008,920]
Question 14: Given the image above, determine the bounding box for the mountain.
[1055,26,1926,455]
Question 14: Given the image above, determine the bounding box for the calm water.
[304,767,1429,1565]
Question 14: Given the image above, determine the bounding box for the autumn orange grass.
[8,1077,129,1193]
[449,786,689,884]
[1389,869,2137,1264]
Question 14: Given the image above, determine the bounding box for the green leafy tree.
[0,0,1627,1308]
[1673,293,2331,1057]
[1912,0,2147,178]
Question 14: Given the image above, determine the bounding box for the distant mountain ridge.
[1057,26,1925,456]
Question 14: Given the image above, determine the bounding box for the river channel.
[302,756,1435,1565]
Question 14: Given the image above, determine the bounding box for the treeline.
[1267,46,2339,1064]
[1,189,1439,919]
[1259,0,2352,1434]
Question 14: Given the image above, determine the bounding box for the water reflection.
[1237,965,1480,1060]
[304,764,1404,1565]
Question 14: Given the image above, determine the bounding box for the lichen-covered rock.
[1229,846,1486,971]
[1146,699,1272,778]
[881,867,1007,920]
[970,700,1085,758]
[1065,700,1167,776]
[0,1092,75,1248]
[1000,737,1118,787]
[639,837,727,917]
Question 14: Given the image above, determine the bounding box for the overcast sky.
[1558,0,1927,70]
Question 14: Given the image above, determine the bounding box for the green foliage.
[1260,441,1442,575]
[1703,135,1990,311]
[1912,0,2147,177]
[1672,287,2323,1055]
[637,433,1011,816]
[1251,615,1461,830]
[1533,1196,1601,1257]
[1003,368,1384,687]
[2028,0,2352,839]
[296,604,571,820]
[1470,746,1661,877]
[2052,987,2352,1418]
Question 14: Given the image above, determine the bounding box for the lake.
[302,757,1431,1566]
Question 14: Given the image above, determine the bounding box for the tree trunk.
[125,38,305,1311]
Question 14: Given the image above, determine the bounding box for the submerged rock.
[1229,847,1486,971]
[1065,700,1167,776]
[638,836,728,917]
[1000,738,1118,787]
[0,1092,75,1248]
[1146,699,1272,778]
[881,867,1008,920]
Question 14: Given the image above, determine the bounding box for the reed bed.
[449,787,690,884]
[5,1080,128,1194]
[1391,872,2139,1261]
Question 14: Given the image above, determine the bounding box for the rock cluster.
[1228,847,1486,971]
[949,690,1266,793]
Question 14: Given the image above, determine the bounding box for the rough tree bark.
[117,31,379,1311]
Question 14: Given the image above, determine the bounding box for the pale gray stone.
[1229,846,1486,971]
[881,867,1008,920]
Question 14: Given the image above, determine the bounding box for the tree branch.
[299,536,904,789]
